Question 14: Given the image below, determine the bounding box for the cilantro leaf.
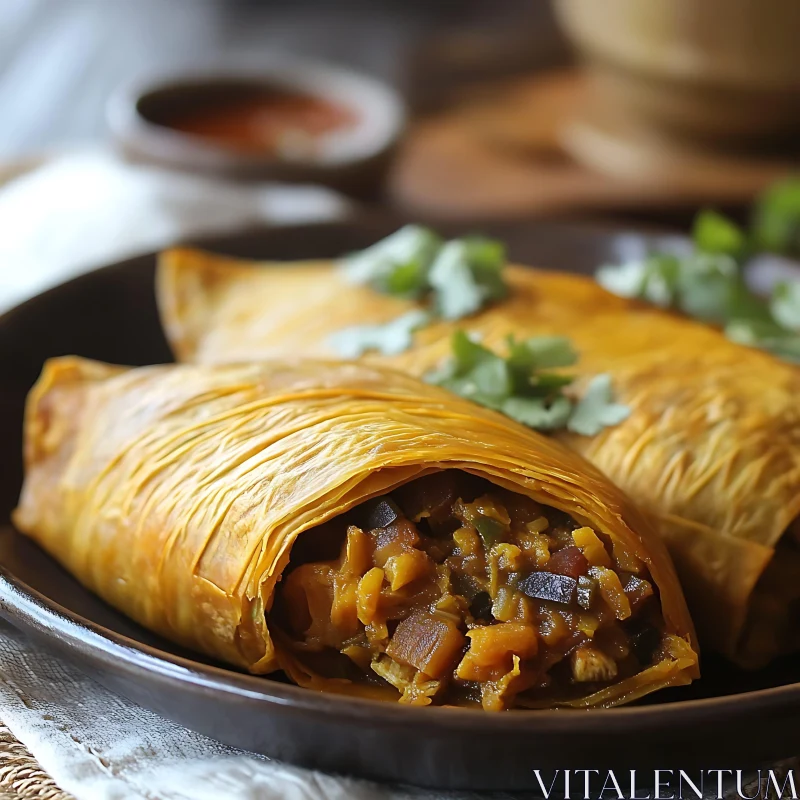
[428,241,485,320]
[501,395,573,430]
[343,227,508,324]
[342,225,441,298]
[692,210,747,259]
[428,237,508,321]
[506,334,578,371]
[461,236,508,302]
[328,310,431,358]
[427,332,628,436]
[597,254,680,308]
[770,281,800,332]
[674,253,740,324]
[753,177,800,256]
[567,374,632,436]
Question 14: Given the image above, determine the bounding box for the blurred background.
[0,0,799,308]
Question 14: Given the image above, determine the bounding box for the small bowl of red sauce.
[108,61,406,196]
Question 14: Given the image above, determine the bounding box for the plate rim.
[1,218,798,736]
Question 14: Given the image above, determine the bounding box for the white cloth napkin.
[0,620,453,800]
[0,150,348,313]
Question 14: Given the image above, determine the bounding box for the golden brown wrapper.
[157,248,800,666]
[14,356,697,707]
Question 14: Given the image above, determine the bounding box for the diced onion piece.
[491,585,520,621]
[589,566,632,620]
[386,612,466,678]
[489,543,523,597]
[526,516,549,534]
[572,527,612,567]
[384,549,432,591]
[357,567,385,625]
[570,645,618,682]
[400,674,442,707]
[371,654,416,691]
[343,525,372,577]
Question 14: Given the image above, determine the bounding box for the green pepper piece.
[473,515,506,549]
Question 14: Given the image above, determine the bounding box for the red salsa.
[156,89,357,155]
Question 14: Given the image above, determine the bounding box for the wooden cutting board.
[389,70,799,219]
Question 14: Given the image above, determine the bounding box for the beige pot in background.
[554,0,800,146]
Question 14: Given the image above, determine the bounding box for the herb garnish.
[333,226,509,356]
[328,310,432,358]
[596,202,800,363]
[426,331,630,435]
[753,177,800,258]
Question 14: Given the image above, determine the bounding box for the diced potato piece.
[456,622,538,682]
[612,539,644,574]
[386,612,466,678]
[452,526,481,557]
[572,527,612,567]
[357,567,385,625]
[518,530,551,567]
[492,543,523,571]
[384,549,432,591]
[589,566,632,620]
[330,575,359,636]
[343,525,372,577]
[575,613,600,638]
[570,645,618,682]
[538,609,570,646]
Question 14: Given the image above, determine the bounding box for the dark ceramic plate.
[0,219,798,792]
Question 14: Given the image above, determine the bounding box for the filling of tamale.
[272,471,673,710]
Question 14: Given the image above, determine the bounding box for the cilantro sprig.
[332,226,509,357]
[328,310,432,358]
[426,331,630,435]
[753,177,800,258]
[596,202,800,363]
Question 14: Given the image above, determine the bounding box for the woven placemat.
[0,723,70,800]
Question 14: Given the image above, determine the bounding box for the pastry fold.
[14,356,696,708]
[156,248,800,666]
